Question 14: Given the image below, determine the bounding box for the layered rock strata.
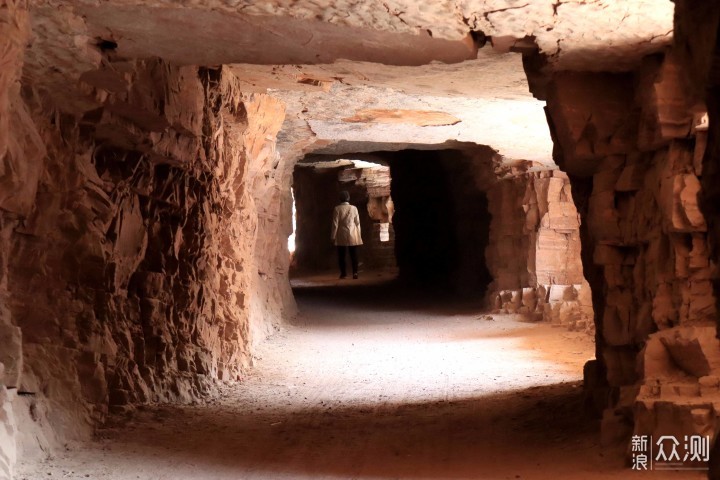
[486,170,593,333]
[544,49,718,445]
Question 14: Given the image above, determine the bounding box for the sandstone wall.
[1,56,293,467]
[673,0,720,339]
[545,50,718,445]
[0,1,32,477]
[486,170,593,332]
[671,1,720,466]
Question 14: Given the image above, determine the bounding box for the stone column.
[545,51,718,446]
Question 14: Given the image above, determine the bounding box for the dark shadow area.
[98,381,605,480]
[388,149,493,296]
[291,276,487,317]
[390,151,459,288]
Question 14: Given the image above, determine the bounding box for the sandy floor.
[17,273,700,479]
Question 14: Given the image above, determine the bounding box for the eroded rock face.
[28,0,674,71]
[1,52,295,468]
[486,170,592,332]
[463,0,674,70]
[544,48,718,446]
[671,3,720,470]
[1,1,32,476]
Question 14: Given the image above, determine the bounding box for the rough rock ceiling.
[230,50,554,164]
[54,0,675,71]
[75,4,477,66]
[23,0,675,166]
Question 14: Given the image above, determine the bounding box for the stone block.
[643,327,720,380]
[547,285,576,302]
[661,174,707,232]
[678,175,706,229]
[521,288,537,310]
[699,376,720,396]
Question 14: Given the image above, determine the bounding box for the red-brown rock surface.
[2,0,720,477]
[545,48,718,446]
[1,1,32,476]
[2,52,295,470]
[486,170,592,332]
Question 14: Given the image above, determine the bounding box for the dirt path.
[17,274,699,479]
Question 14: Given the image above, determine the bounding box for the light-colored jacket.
[331,202,363,246]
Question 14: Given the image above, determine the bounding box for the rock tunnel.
[2,0,720,478]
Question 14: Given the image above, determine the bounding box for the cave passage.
[17,147,607,479]
[6,1,719,479]
[291,156,397,277]
[388,149,493,295]
[291,149,494,298]
[18,272,604,479]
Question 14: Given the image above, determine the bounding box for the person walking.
[331,190,363,279]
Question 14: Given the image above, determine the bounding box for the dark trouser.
[337,246,358,277]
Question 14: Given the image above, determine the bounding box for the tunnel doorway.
[290,149,494,299]
[290,156,397,279]
[273,149,598,480]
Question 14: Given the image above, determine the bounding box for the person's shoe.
[339,274,347,279]
[353,273,358,279]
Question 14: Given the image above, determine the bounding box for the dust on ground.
[17,273,698,479]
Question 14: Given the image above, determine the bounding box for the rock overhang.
[21,0,676,167]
